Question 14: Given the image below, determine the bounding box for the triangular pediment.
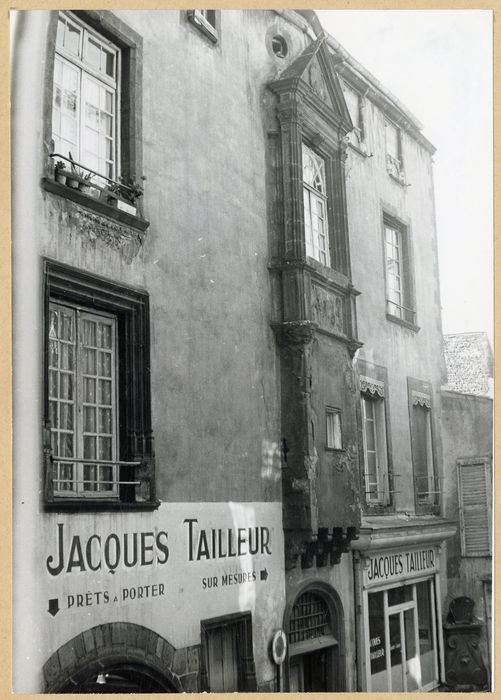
[272,37,353,133]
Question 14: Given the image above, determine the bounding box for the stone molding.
[42,622,199,693]
[73,208,145,262]
[311,283,345,336]
[271,320,318,348]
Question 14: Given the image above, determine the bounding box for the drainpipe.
[352,550,365,691]
[294,10,325,40]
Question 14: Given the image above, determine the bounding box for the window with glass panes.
[302,143,330,266]
[366,578,438,692]
[385,224,405,318]
[52,12,119,181]
[361,392,389,506]
[385,119,404,180]
[326,407,342,450]
[49,301,118,496]
[341,80,364,148]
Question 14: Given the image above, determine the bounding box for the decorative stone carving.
[311,284,345,335]
[71,209,144,263]
[360,375,385,397]
[412,390,432,408]
[306,59,329,102]
[272,320,318,348]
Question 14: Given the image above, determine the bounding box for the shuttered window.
[458,459,491,557]
[201,612,257,692]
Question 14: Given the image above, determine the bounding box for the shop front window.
[367,579,438,692]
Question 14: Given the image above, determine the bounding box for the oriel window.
[302,143,331,267]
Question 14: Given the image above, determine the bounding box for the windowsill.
[305,257,353,290]
[187,10,218,43]
[387,169,407,187]
[44,498,161,512]
[42,177,150,232]
[347,141,369,158]
[386,312,420,333]
[363,504,394,515]
[325,446,344,453]
[415,505,441,517]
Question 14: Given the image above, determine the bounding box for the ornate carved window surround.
[268,37,354,277]
[43,259,158,511]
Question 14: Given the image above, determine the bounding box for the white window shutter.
[458,461,491,557]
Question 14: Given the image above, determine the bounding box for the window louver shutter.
[458,461,491,557]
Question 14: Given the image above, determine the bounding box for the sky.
[316,10,493,342]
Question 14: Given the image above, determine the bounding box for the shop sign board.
[363,546,438,588]
[38,502,285,657]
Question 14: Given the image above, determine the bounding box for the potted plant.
[78,171,94,194]
[54,160,68,185]
[105,176,145,214]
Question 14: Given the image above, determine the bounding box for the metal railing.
[49,153,141,205]
[386,299,416,325]
[52,456,141,494]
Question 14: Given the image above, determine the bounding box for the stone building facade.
[12,9,483,693]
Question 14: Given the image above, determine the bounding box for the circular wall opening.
[271,35,288,58]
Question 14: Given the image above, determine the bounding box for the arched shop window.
[287,589,344,692]
[289,591,332,643]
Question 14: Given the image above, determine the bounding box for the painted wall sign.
[363,547,438,587]
[38,502,286,664]
[46,524,169,576]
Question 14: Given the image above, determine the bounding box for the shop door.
[289,649,332,691]
[389,607,419,692]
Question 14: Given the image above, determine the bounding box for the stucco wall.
[31,9,316,505]
[345,98,445,516]
[12,9,315,691]
[441,390,492,607]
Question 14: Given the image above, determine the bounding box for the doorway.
[289,646,337,691]
[367,578,439,691]
[286,586,344,692]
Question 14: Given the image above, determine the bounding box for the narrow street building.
[11,9,488,693]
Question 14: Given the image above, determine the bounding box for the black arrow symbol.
[48,598,60,616]
[260,568,268,581]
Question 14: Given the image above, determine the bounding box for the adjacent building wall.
[441,389,492,663]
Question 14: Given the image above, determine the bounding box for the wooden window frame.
[360,386,390,507]
[341,79,367,154]
[357,362,394,513]
[42,11,146,226]
[383,213,418,331]
[187,10,219,43]
[384,118,405,184]
[52,12,120,181]
[43,259,158,510]
[325,406,342,451]
[200,611,257,692]
[302,142,331,267]
[49,302,120,497]
[407,378,440,515]
[457,457,492,557]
